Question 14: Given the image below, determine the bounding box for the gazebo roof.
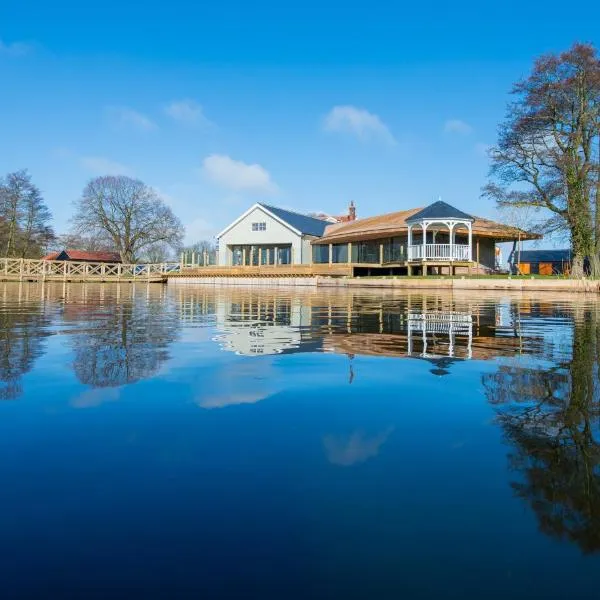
[406,201,474,223]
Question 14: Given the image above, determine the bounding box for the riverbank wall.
[168,276,600,293]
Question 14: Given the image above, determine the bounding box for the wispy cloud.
[80,156,134,176]
[201,154,278,194]
[0,38,33,57]
[165,99,213,127]
[444,119,473,135]
[323,105,396,145]
[107,107,157,132]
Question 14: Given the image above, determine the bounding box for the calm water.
[0,282,599,599]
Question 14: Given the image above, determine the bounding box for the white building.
[216,203,331,267]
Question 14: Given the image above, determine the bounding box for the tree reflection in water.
[69,290,180,387]
[0,292,52,400]
[483,305,600,553]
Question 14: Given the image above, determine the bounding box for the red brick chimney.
[348,200,356,221]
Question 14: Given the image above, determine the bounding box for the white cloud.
[165,99,212,127]
[202,154,277,194]
[444,119,473,135]
[80,156,134,176]
[323,105,396,145]
[0,38,33,57]
[107,107,157,132]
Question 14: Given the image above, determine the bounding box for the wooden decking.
[0,258,173,283]
[167,264,353,278]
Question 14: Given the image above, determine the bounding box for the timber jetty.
[0,258,177,283]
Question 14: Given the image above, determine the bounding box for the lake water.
[0,282,599,599]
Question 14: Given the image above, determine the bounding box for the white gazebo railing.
[408,244,470,261]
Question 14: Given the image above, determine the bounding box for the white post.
[467,222,473,261]
[449,222,454,262]
[421,222,427,261]
[407,225,412,260]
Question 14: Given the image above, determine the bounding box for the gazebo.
[406,201,474,263]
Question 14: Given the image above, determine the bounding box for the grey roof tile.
[259,203,329,237]
[406,201,474,222]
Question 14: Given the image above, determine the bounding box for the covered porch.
[406,209,473,263]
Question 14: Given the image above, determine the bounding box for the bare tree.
[140,242,173,263]
[180,239,217,265]
[72,176,184,263]
[499,205,538,274]
[0,170,55,258]
[484,43,600,277]
[54,232,116,254]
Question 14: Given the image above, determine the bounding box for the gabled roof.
[258,204,329,237]
[217,203,330,239]
[64,250,122,262]
[516,249,571,263]
[43,249,122,262]
[406,201,474,223]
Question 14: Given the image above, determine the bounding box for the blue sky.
[1,1,598,245]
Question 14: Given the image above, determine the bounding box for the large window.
[277,247,291,265]
[352,241,380,264]
[312,245,329,264]
[332,244,348,263]
[251,222,266,231]
[383,237,406,263]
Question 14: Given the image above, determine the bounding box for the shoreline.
[167,276,600,293]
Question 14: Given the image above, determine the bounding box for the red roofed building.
[42,249,122,263]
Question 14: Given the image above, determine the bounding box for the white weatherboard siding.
[301,236,317,265]
[218,205,305,265]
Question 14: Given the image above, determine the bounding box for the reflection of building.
[407,311,473,359]
[212,296,320,356]
[178,287,533,369]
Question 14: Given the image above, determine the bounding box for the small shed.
[513,249,571,275]
[42,250,122,263]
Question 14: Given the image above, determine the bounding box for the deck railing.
[0,258,181,281]
[408,244,470,261]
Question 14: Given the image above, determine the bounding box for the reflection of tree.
[483,308,600,553]
[0,302,51,400]
[70,297,180,387]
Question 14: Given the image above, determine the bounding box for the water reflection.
[178,287,532,372]
[1,282,600,561]
[0,283,180,394]
[66,287,180,387]
[0,284,53,399]
[483,304,600,553]
[323,427,395,467]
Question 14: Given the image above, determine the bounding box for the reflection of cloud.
[198,390,269,409]
[323,427,394,466]
[71,387,121,409]
[195,361,277,409]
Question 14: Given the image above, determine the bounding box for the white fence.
[408,244,470,261]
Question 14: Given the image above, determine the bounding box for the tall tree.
[0,170,54,258]
[72,176,184,263]
[484,43,600,276]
